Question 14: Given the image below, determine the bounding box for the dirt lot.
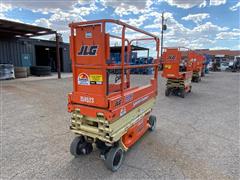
[1,72,239,180]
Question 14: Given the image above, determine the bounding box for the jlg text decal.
[78,45,98,56]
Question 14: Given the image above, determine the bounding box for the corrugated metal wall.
[0,38,34,66]
[0,37,71,72]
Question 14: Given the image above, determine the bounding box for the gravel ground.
[1,72,239,180]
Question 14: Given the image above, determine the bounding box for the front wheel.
[104,146,125,172]
[189,86,192,93]
[149,115,157,131]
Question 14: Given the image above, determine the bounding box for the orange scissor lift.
[68,19,160,171]
[192,53,204,82]
[162,47,194,98]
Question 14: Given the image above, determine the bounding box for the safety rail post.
[121,26,126,96]
[126,43,131,88]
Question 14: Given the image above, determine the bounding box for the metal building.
[0,19,71,78]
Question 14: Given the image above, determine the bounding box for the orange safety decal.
[78,73,90,85]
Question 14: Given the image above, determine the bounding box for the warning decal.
[90,74,103,85]
[165,64,172,69]
[78,73,90,85]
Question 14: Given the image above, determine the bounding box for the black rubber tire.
[189,86,192,93]
[70,136,93,157]
[149,115,157,131]
[30,66,51,76]
[165,88,170,96]
[104,146,124,172]
[180,89,185,98]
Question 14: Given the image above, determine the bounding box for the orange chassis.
[68,19,160,171]
[162,47,194,98]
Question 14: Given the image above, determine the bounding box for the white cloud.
[216,29,240,40]
[2,0,78,12]
[191,22,229,33]
[101,0,153,17]
[0,3,12,12]
[144,11,230,49]
[1,0,99,15]
[163,0,207,9]
[182,13,210,24]
[34,18,51,28]
[209,0,227,6]
[70,2,98,16]
[121,13,152,28]
[210,46,230,50]
[230,2,240,11]
[160,0,226,9]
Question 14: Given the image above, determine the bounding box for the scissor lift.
[192,53,204,82]
[68,19,160,171]
[162,47,194,98]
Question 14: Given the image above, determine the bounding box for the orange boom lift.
[162,47,194,98]
[68,19,160,171]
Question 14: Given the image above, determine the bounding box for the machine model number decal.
[78,45,98,56]
[168,55,176,60]
[133,96,149,107]
[90,74,103,85]
[80,96,94,103]
[78,73,90,85]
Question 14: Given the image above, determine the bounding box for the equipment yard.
[1,72,239,180]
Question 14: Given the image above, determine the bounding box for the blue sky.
[0,0,239,50]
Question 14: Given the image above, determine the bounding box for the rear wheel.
[180,89,185,98]
[70,136,93,157]
[104,146,124,172]
[198,77,201,82]
[165,88,170,96]
[149,115,157,131]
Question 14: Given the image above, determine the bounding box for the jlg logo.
[78,45,98,56]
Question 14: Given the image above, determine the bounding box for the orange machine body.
[161,47,195,97]
[162,48,193,80]
[68,19,160,149]
[192,53,204,72]
[191,52,205,82]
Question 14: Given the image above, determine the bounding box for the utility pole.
[160,12,165,56]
